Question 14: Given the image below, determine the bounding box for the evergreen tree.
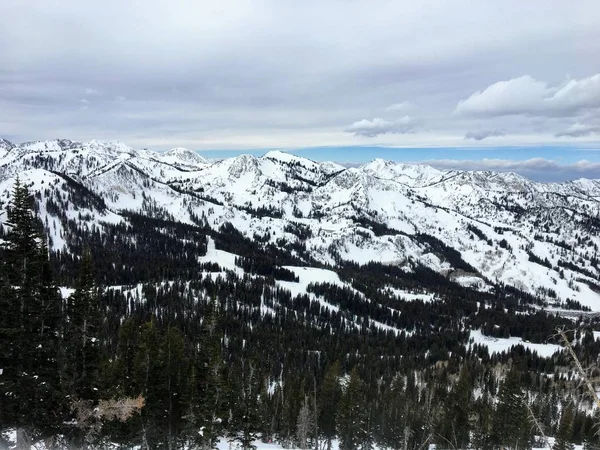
[182,298,228,449]
[319,361,341,450]
[554,403,575,450]
[0,178,66,444]
[377,375,405,450]
[437,365,472,449]
[159,326,187,450]
[63,248,102,404]
[229,358,262,450]
[471,390,494,450]
[491,368,533,450]
[337,367,369,450]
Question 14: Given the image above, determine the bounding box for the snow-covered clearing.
[469,329,562,358]
[381,286,436,302]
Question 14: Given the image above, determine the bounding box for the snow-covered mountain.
[1,138,600,311]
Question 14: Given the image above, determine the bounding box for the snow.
[2,138,600,312]
[277,267,344,313]
[382,287,436,302]
[159,147,208,166]
[198,238,244,278]
[59,287,75,299]
[470,329,562,358]
[1,432,576,450]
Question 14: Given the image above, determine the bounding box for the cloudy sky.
[1,0,600,179]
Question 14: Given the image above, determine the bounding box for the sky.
[1,0,600,180]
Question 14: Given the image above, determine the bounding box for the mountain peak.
[263,150,300,161]
[0,138,14,152]
[161,147,208,165]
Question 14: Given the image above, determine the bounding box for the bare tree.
[557,328,600,409]
[524,395,551,450]
[70,395,145,449]
[297,396,315,450]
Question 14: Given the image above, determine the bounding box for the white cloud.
[555,123,600,138]
[84,88,100,95]
[455,76,548,116]
[549,74,600,111]
[345,116,415,138]
[455,73,600,117]
[464,129,505,140]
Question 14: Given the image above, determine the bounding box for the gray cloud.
[345,116,415,137]
[0,1,599,149]
[421,158,600,181]
[555,123,600,138]
[464,129,505,140]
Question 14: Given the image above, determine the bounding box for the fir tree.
[0,178,66,444]
[378,375,405,450]
[319,361,341,450]
[229,358,262,450]
[437,365,472,449]
[197,298,227,449]
[491,367,533,450]
[64,248,102,403]
[337,367,369,450]
[554,403,575,450]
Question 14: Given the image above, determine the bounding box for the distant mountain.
[1,138,599,312]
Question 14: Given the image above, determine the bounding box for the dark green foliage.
[63,248,102,403]
[337,368,370,450]
[235,255,299,282]
[228,358,263,450]
[554,403,576,450]
[184,298,228,450]
[319,361,341,450]
[491,367,533,450]
[436,365,472,449]
[0,178,67,441]
[415,233,477,272]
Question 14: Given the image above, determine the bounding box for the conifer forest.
[2,171,600,450]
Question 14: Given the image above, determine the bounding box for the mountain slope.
[1,138,599,312]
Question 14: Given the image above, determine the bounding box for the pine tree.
[337,367,369,450]
[0,178,66,445]
[64,248,102,403]
[319,361,341,450]
[159,326,187,450]
[378,375,405,450]
[437,365,472,449]
[471,390,494,450]
[491,367,533,450]
[133,318,163,448]
[553,403,575,450]
[229,358,262,450]
[200,299,227,448]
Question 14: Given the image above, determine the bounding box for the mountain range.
[1,138,598,314]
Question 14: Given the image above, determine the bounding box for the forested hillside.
[2,141,600,449]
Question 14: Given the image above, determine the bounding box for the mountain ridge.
[1,138,600,311]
